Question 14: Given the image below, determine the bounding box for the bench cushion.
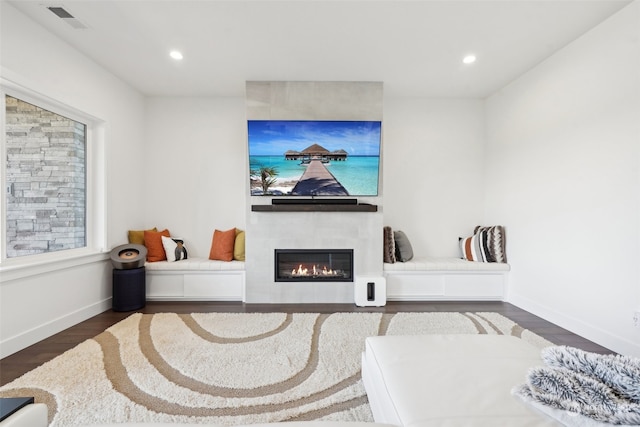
[145,257,244,271]
[384,256,510,272]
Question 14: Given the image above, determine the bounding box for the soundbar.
[272,198,358,205]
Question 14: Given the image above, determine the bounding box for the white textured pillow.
[161,235,187,262]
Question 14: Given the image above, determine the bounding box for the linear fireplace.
[275,249,354,282]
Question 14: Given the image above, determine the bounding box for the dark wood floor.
[0,301,613,386]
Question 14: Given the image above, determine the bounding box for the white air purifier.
[355,276,386,307]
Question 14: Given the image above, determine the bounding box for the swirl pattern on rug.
[0,312,552,426]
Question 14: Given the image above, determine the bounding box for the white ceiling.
[7,0,632,98]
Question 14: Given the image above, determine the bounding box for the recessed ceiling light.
[462,54,477,64]
[169,50,183,61]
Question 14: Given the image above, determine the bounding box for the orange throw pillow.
[209,228,236,261]
[144,229,170,262]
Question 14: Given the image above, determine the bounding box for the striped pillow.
[460,225,507,263]
[459,234,484,262]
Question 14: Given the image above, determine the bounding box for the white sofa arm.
[0,403,47,427]
[85,423,396,427]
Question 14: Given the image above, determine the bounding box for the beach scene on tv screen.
[248,120,381,196]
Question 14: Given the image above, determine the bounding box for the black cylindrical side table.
[112,267,146,311]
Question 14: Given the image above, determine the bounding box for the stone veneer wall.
[4,95,86,257]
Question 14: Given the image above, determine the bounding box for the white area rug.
[0,312,552,426]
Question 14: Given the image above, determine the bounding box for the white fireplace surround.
[244,81,384,303]
[245,208,383,303]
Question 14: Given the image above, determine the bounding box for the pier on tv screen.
[248,120,381,197]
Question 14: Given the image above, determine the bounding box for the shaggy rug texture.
[0,312,551,426]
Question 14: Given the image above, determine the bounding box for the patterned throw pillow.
[460,225,507,263]
[383,226,396,263]
[161,236,188,262]
[474,225,507,263]
[459,234,483,262]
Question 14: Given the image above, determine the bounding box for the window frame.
[0,79,107,277]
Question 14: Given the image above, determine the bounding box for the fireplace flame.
[293,264,309,276]
[291,264,338,277]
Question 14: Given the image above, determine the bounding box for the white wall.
[143,96,487,263]
[383,98,486,257]
[0,3,146,357]
[143,97,247,257]
[485,1,640,356]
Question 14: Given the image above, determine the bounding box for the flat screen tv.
[248,120,381,197]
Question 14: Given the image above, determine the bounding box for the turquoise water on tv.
[249,156,379,196]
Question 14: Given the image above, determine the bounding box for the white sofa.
[384,257,510,301]
[362,335,561,427]
[0,403,47,427]
[145,258,245,301]
[85,422,394,427]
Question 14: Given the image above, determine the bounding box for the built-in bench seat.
[145,258,245,301]
[384,256,510,301]
[144,255,506,303]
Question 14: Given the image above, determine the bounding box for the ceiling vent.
[46,6,89,29]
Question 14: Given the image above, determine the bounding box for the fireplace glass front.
[275,249,353,282]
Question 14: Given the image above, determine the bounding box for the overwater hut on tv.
[284,144,348,163]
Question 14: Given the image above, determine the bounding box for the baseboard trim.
[146,296,242,302]
[507,293,640,357]
[386,296,502,301]
[0,298,112,359]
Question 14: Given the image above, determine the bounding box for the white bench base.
[145,258,245,301]
[144,257,507,303]
[384,257,510,301]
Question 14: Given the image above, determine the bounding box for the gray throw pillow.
[394,230,414,262]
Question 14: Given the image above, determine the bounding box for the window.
[4,95,87,258]
[1,83,104,267]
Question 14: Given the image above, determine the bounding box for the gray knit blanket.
[513,346,640,425]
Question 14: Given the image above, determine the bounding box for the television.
[248,120,381,197]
